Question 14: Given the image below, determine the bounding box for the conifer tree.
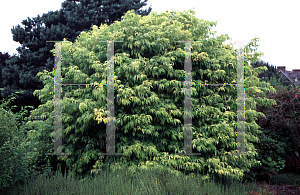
[0,52,20,106]
[0,52,12,89]
[0,52,12,92]
[1,0,152,123]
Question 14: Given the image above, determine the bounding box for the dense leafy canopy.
[1,0,152,190]
[24,8,279,185]
[1,0,152,122]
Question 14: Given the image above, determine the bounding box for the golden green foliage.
[25,8,278,184]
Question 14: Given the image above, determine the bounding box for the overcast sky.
[1,0,299,71]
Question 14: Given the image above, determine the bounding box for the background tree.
[0,52,11,90]
[254,84,300,175]
[249,60,300,178]
[0,52,19,104]
[22,9,281,188]
[1,0,152,130]
[249,60,294,91]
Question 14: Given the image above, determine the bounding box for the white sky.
[1,0,299,71]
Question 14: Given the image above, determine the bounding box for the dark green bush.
[250,128,287,182]
[283,155,300,175]
[255,78,300,176]
[0,91,31,192]
[241,76,300,183]
[0,90,54,193]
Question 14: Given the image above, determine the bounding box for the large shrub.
[251,75,300,177]
[24,9,280,188]
[244,127,287,183]
[0,90,53,193]
[0,90,31,192]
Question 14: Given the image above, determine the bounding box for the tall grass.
[2,163,283,195]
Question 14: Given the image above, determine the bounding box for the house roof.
[277,70,300,86]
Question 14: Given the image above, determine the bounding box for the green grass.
[3,163,292,195]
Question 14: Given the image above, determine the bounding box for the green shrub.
[249,128,286,182]
[237,76,299,184]
[0,90,54,193]
[0,91,31,192]
[254,78,300,176]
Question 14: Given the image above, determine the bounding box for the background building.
[277,66,300,86]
